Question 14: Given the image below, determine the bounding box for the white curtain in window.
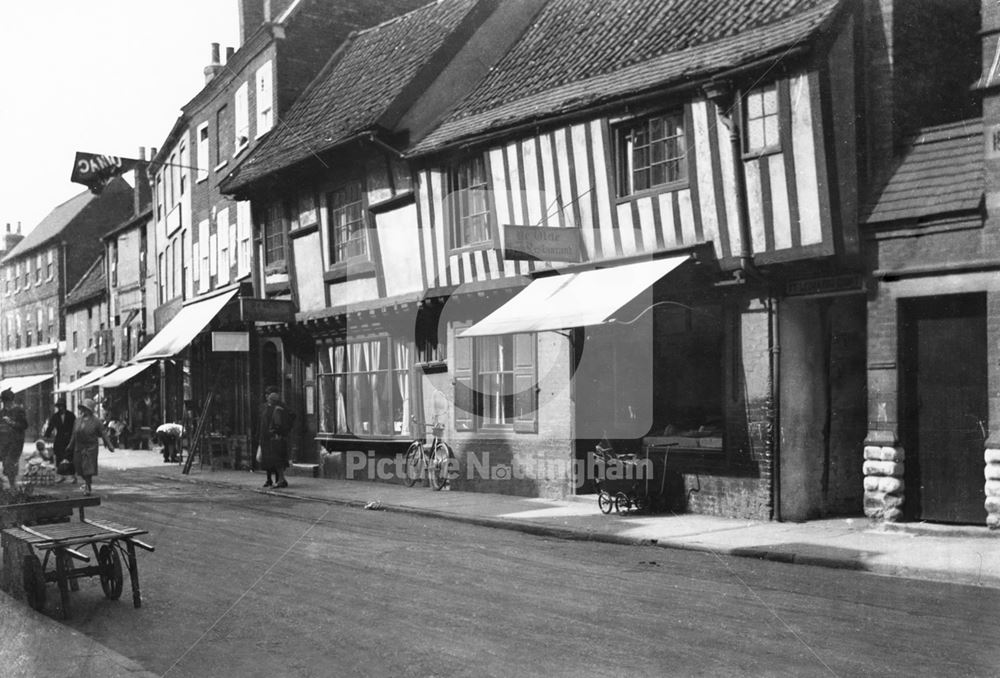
[368,340,382,434]
[349,343,365,433]
[335,345,347,434]
[394,342,411,436]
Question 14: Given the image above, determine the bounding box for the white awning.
[460,255,691,337]
[132,288,239,361]
[93,361,156,389]
[0,373,53,393]
[59,365,118,392]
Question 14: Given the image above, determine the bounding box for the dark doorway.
[900,294,987,524]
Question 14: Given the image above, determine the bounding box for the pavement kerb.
[0,589,160,678]
[130,468,1000,588]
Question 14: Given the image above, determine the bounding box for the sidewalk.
[112,450,1000,590]
[0,589,158,678]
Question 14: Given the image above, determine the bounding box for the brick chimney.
[204,43,223,84]
[225,46,235,64]
[4,222,24,253]
[134,147,152,216]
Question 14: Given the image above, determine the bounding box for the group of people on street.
[1,384,289,494]
[1,392,115,495]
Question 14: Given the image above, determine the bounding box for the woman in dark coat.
[259,390,290,488]
[44,398,77,483]
[67,398,115,496]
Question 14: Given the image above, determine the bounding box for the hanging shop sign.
[70,151,142,194]
[211,332,250,352]
[786,273,865,298]
[502,225,583,262]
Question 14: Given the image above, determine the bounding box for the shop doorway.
[900,293,987,523]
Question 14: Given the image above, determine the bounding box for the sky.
[0,1,241,234]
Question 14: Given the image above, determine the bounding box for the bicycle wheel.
[403,442,422,487]
[429,442,453,491]
[597,490,614,514]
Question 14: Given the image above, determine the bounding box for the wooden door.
[901,294,987,523]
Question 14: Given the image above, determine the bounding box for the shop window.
[651,305,724,447]
[743,83,780,154]
[328,181,367,264]
[616,111,687,196]
[449,156,491,248]
[317,338,412,437]
[453,329,536,432]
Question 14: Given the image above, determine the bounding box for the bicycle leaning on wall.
[403,418,453,491]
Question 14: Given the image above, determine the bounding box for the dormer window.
[616,111,687,196]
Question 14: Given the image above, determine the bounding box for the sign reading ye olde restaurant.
[502,225,583,262]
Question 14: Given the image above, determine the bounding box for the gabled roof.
[411,0,843,154]
[222,0,480,193]
[864,120,984,224]
[2,177,131,262]
[65,255,106,308]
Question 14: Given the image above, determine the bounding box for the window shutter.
[453,326,474,431]
[513,333,537,433]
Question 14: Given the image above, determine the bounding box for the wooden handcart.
[3,517,154,618]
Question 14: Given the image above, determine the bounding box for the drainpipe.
[703,79,780,519]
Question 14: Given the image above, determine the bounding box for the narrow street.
[31,465,999,678]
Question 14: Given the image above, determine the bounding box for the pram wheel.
[598,490,614,514]
[614,491,631,513]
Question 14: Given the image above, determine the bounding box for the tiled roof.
[3,177,132,262]
[864,120,984,224]
[411,0,842,154]
[223,0,479,192]
[65,255,106,307]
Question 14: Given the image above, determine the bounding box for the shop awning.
[93,361,156,389]
[59,365,118,392]
[0,373,53,393]
[132,288,239,361]
[460,255,691,337]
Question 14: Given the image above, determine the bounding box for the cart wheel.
[597,491,614,515]
[22,555,46,611]
[614,492,630,513]
[402,442,422,487]
[98,545,124,600]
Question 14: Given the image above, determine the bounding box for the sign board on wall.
[502,225,583,262]
[211,331,249,352]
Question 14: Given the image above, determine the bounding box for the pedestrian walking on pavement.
[44,397,77,484]
[258,387,291,488]
[67,398,116,496]
[0,388,28,491]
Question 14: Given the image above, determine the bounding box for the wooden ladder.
[182,389,215,475]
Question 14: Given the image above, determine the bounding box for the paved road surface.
[29,468,1000,677]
